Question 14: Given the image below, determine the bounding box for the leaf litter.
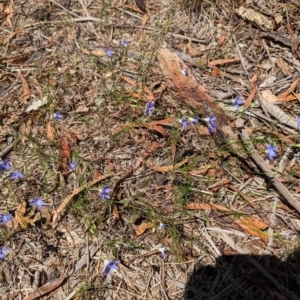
[1,0,300,299]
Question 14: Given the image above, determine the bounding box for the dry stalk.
[52,173,115,228]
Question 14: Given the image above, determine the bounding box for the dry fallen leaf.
[58,138,71,173]
[4,0,14,27]
[277,78,299,99]
[23,274,67,300]
[26,96,48,112]
[91,49,106,56]
[19,119,32,144]
[46,122,54,140]
[18,72,31,103]
[141,13,149,26]
[135,222,151,236]
[14,199,36,228]
[235,217,268,243]
[152,158,189,172]
[261,89,277,104]
[186,202,231,212]
[275,57,291,76]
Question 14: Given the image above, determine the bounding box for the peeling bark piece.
[235,7,274,30]
[157,47,237,148]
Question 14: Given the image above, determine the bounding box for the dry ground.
[1,0,300,299]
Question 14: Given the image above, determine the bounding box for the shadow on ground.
[184,250,300,300]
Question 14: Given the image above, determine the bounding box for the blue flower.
[54,112,63,122]
[121,39,128,47]
[102,260,119,276]
[181,67,189,77]
[145,101,155,117]
[159,246,167,259]
[99,186,112,200]
[0,213,12,225]
[0,159,11,172]
[158,223,166,230]
[0,246,9,259]
[233,95,244,110]
[105,48,114,57]
[30,197,46,210]
[67,160,77,171]
[266,144,277,161]
[297,116,300,127]
[187,116,198,126]
[179,116,189,127]
[204,114,217,133]
[10,171,24,180]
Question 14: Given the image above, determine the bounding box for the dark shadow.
[185,250,300,300]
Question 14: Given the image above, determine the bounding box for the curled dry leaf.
[18,72,31,103]
[243,84,257,109]
[208,57,240,67]
[14,199,36,228]
[188,166,212,175]
[46,122,54,140]
[135,222,151,236]
[234,217,269,243]
[91,48,106,56]
[58,138,71,173]
[23,274,66,300]
[152,158,189,172]
[277,78,299,99]
[185,202,231,212]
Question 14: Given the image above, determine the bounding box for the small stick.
[261,39,274,71]
[0,141,16,158]
[236,119,300,214]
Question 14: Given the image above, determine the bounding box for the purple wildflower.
[158,223,166,230]
[29,197,47,210]
[67,160,77,171]
[105,48,114,57]
[179,116,198,127]
[121,39,128,47]
[99,186,112,200]
[0,213,12,225]
[179,116,189,127]
[102,260,120,276]
[0,159,11,172]
[204,114,217,133]
[181,67,189,77]
[297,116,300,127]
[187,116,198,126]
[10,171,24,180]
[54,112,63,122]
[159,246,167,259]
[266,144,277,161]
[0,246,9,259]
[233,95,244,110]
[145,101,155,117]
